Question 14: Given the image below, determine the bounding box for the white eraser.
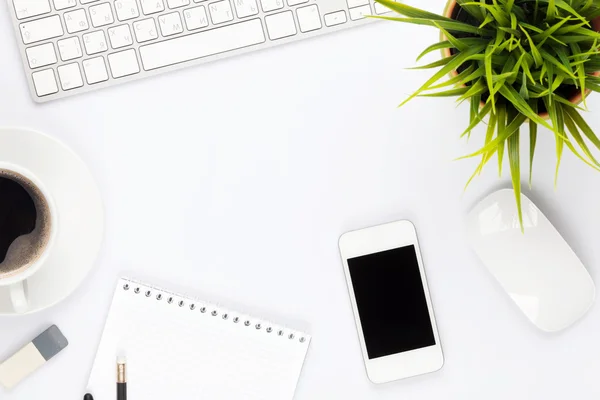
[0,325,68,390]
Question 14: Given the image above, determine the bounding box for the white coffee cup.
[0,162,58,314]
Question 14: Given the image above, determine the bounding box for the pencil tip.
[84,393,94,400]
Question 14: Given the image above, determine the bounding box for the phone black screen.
[347,245,436,359]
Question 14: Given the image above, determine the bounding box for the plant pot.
[440,0,600,118]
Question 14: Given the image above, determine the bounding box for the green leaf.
[539,49,577,80]
[416,41,453,62]
[554,35,600,44]
[464,111,498,191]
[417,87,471,97]
[549,92,587,111]
[570,42,588,106]
[584,5,600,19]
[433,22,468,52]
[427,64,476,90]
[493,26,506,47]
[460,99,493,137]
[459,113,528,158]
[507,128,523,231]
[563,111,600,167]
[456,77,489,103]
[483,111,498,165]
[519,52,536,83]
[408,55,456,69]
[479,14,495,28]
[556,20,591,35]
[557,27,600,39]
[520,26,543,67]
[493,71,518,82]
[456,0,486,21]
[545,99,565,186]
[563,106,600,151]
[399,44,487,107]
[497,105,506,175]
[497,85,555,131]
[533,17,572,46]
[509,2,527,20]
[463,2,509,25]
[563,138,600,171]
[469,94,482,140]
[371,16,491,35]
[529,100,538,187]
[547,62,555,105]
[506,0,515,13]
[485,44,496,112]
[585,81,600,91]
[499,27,522,36]
[415,38,497,62]
[520,71,530,99]
[547,0,556,20]
[520,22,543,34]
[551,45,575,76]
[556,0,588,22]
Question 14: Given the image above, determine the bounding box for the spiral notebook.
[87,278,311,399]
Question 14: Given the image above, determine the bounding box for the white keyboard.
[6,0,390,103]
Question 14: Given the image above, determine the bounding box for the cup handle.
[9,281,28,314]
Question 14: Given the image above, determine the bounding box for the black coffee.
[0,169,52,279]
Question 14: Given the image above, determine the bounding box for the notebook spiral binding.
[122,281,307,344]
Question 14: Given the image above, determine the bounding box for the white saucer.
[0,128,104,315]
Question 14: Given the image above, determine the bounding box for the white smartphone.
[339,220,444,384]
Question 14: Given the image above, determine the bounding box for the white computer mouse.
[466,189,595,332]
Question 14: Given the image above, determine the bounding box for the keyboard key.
[347,0,368,7]
[184,6,209,30]
[115,0,139,21]
[374,2,390,14]
[167,0,190,8]
[265,10,296,40]
[140,19,265,70]
[296,5,321,33]
[324,10,346,26]
[260,0,282,12]
[32,69,58,96]
[349,4,370,20]
[108,24,133,48]
[57,62,84,90]
[20,15,63,45]
[288,0,307,5]
[53,0,76,10]
[233,0,258,18]
[83,30,108,54]
[25,43,57,68]
[158,12,184,36]
[108,49,140,78]
[64,9,89,33]
[83,56,109,84]
[81,0,100,3]
[90,3,115,27]
[58,37,83,60]
[134,18,159,42]
[12,0,51,20]
[140,0,164,14]
[209,1,233,24]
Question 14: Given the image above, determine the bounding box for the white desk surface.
[2,1,600,398]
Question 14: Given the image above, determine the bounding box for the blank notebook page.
[87,278,311,399]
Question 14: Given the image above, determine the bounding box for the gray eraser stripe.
[32,325,68,361]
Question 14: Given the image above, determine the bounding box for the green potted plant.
[376,0,600,228]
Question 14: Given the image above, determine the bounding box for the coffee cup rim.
[0,162,58,286]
